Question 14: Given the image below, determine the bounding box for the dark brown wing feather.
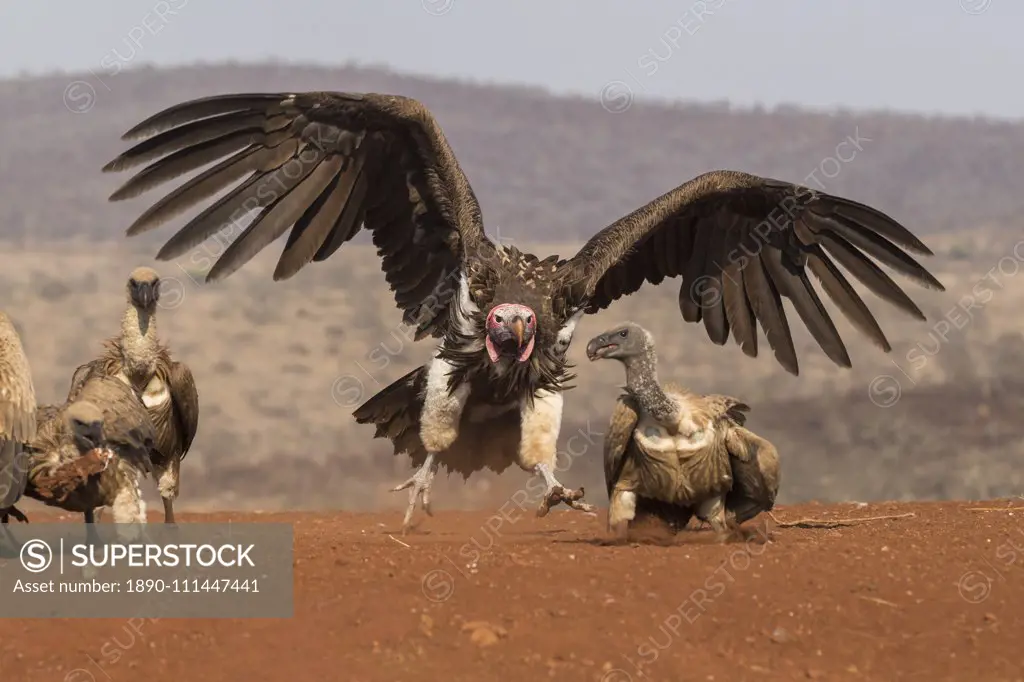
[104,92,496,340]
[166,361,199,460]
[558,170,944,375]
[70,375,157,476]
[724,426,780,524]
[65,359,105,403]
[603,395,640,499]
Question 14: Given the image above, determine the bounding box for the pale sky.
[2,0,1019,119]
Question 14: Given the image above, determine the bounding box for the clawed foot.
[1,506,28,524]
[391,463,436,533]
[536,485,597,518]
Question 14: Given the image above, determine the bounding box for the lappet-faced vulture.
[101,91,944,530]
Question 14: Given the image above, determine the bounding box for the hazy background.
[2,1,1023,515]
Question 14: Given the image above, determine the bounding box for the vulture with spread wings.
[103,91,945,530]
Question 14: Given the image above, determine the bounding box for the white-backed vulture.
[67,266,199,525]
[26,373,156,540]
[102,91,942,531]
[586,322,780,540]
[0,311,36,528]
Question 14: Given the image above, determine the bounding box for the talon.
[536,485,594,517]
[1,506,28,524]
[391,458,437,532]
[391,475,417,493]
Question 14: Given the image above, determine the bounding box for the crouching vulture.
[66,267,199,525]
[0,311,36,531]
[101,91,944,530]
[25,373,157,543]
[587,322,779,540]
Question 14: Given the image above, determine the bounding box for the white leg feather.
[608,489,637,536]
[392,352,470,532]
[519,389,596,517]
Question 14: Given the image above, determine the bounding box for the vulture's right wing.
[603,394,640,499]
[103,92,498,340]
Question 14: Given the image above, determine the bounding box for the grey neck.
[621,349,678,425]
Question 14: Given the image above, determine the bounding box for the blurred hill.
[3,62,1024,244]
[2,62,1023,514]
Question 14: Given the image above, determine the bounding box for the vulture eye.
[526,315,533,324]
[619,330,628,338]
[495,315,503,323]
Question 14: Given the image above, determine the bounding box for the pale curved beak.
[511,317,525,347]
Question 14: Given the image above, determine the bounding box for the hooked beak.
[586,336,618,361]
[133,282,159,309]
[485,314,535,364]
[511,317,525,348]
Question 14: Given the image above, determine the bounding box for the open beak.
[586,337,618,361]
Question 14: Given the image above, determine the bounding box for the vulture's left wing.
[603,394,640,499]
[557,170,944,375]
[167,361,199,460]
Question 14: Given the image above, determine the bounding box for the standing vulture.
[26,373,156,541]
[66,267,199,525]
[586,322,779,540]
[102,91,944,530]
[0,311,37,528]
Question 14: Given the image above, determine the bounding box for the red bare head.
[484,303,537,363]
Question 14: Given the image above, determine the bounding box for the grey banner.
[0,523,293,618]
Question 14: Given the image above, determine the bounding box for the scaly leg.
[697,496,742,543]
[390,355,469,533]
[391,453,439,530]
[82,509,101,579]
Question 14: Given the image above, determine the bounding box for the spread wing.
[103,91,497,339]
[0,313,36,444]
[167,361,199,460]
[557,170,945,375]
[603,394,640,499]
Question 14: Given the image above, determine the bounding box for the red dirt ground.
[1,500,1023,682]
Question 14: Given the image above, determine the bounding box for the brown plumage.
[102,91,938,530]
[0,311,37,528]
[25,374,156,540]
[66,267,199,524]
[587,322,779,539]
